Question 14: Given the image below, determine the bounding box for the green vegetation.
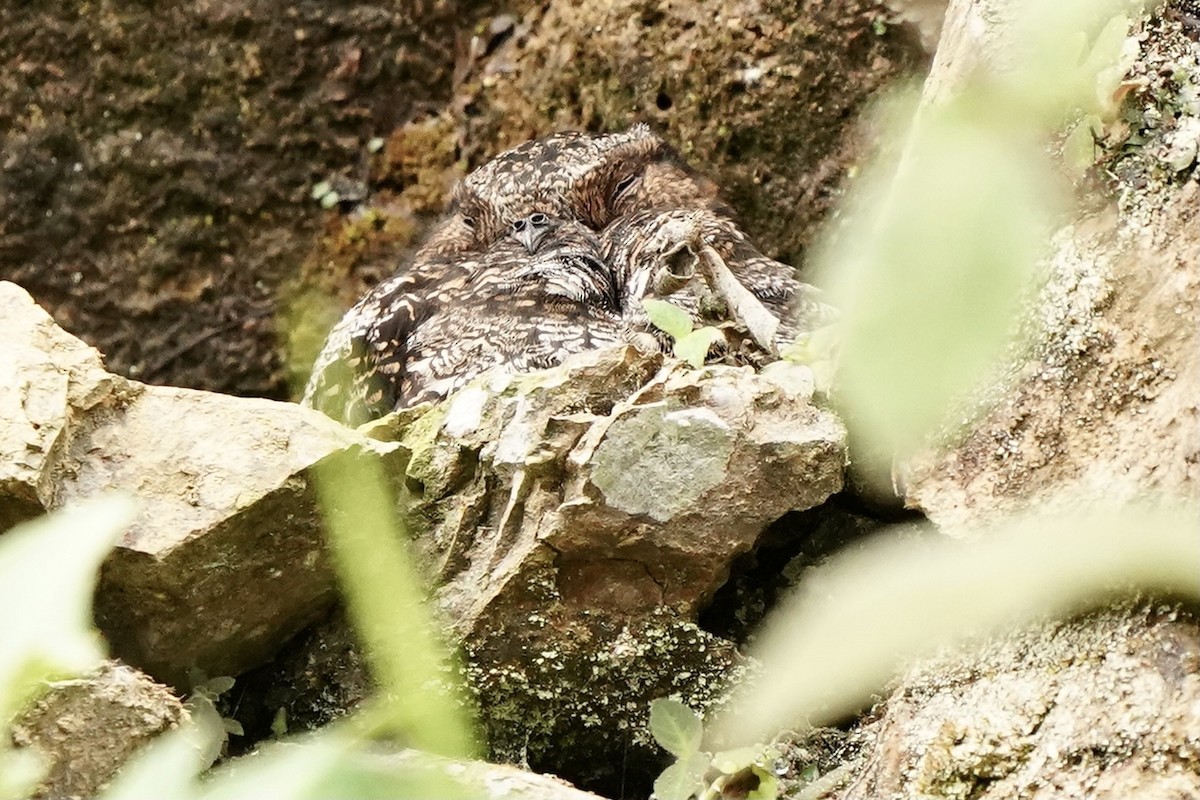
[649,698,780,800]
[2,2,1197,799]
[642,298,725,368]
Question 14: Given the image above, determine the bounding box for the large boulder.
[244,345,847,794]
[0,281,402,685]
[903,3,1200,529]
[835,604,1200,800]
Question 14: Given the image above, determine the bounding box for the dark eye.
[530,212,548,225]
[612,174,640,202]
[461,215,476,229]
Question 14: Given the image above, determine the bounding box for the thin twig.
[677,219,780,356]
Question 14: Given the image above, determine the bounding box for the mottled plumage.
[304,216,622,423]
[304,125,817,424]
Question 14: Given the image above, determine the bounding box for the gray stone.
[0,281,402,685]
[373,344,846,784]
[834,604,1200,800]
[11,660,184,799]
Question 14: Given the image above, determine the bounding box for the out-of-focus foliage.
[715,505,1200,747]
[649,698,780,800]
[311,449,479,758]
[0,497,133,800]
[714,0,1200,752]
[813,0,1145,484]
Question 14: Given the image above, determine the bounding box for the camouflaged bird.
[304,214,623,424]
[303,125,823,423]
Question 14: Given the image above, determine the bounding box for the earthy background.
[0,1,924,399]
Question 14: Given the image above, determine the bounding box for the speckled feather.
[304,219,623,424]
[303,126,811,424]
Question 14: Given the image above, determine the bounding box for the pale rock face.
[0,280,403,685]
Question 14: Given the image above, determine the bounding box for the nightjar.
[304,214,622,424]
[303,124,822,423]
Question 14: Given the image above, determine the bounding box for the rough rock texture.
[794,5,1200,800]
[0,281,401,685]
[0,2,512,398]
[241,347,847,795]
[393,347,846,635]
[0,281,130,531]
[449,0,924,269]
[0,3,925,400]
[904,5,1200,531]
[831,604,1200,800]
[11,660,185,799]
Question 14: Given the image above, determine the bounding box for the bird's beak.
[517,226,540,253]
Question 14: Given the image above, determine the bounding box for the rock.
[0,3,493,398]
[385,345,844,789]
[903,6,1200,531]
[395,346,846,634]
[831,604,1200,800]
[240,346,846,795]
[11,660,185,799]
[0,281,403,685]
[0,283,135,531]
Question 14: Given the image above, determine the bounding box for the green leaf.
[0,496,133,800]
[1063,115,1102,175]
[271,707,289,738]
[201,675,236,697]
[815,89,1058,476]
[185,693,230,771]
[642,298,694,341]
[1082,14,1135,118]
[714,504,1200,748]
[204,733,478,800]
[711,746,764,775]
[649,698,703,758]
[746,764,780,800]
[652,752,709,800]
[312,450,479,757]
[673,327,723,368]
[101,720,212,800]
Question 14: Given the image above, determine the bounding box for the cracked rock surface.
[0,280,402,686]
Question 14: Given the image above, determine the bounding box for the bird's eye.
[530,212,548,225]
[612,174,640,202]
[461,215,476,229]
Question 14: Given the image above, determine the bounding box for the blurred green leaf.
[643,298,695,341]
[746,764,780,800]
[817,91,1058,473]
[673,327,723,368]
[102,718,214,800]
[1081,14,1136,119]
[0,496,133,800]
[1063,115,1102,175]
[1009,0,1141,119]
[649,697,703,758]
[312,450,478,757]
[652,751,708,800]
[711,746,764,774]
[271,707,289,738]
[107,721,480,800]
[715,504,1200,747]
